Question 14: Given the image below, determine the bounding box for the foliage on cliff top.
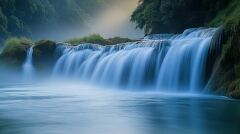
[209,0,240,31]
[66,34,134,45]
[131,0,230,34]
[0,37,33,66]
[66,34,108,45]
[1,37,33,55]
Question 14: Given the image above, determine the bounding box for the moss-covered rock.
[32,40,57,71]
[66,34,135,45]
[66,34,109,45]
[0,37,32,68]
[107,37,135,45]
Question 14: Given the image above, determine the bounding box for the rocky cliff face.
[207,0,240,99]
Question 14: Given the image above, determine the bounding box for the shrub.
[131,0,230,34]
[66,34,109,45]
[66,34,135,45]
[209,0,240,30]
[0,37,33,66]
[2,37,33,55]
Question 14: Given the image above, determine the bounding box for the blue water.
[52,28,218,91]
[0,83,239,134]
[22,46,35,79]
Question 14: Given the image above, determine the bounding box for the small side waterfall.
[23,46,34,78]
[51,28,221,92]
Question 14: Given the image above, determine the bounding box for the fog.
[87,0,143,38]
[34,0,143,41]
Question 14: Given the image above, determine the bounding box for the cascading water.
[52,28,220,92]
[23,46,35,78]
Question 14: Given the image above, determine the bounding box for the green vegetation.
[0,0,240,99]
[131,0,240,99]
[66,34,134,45]
[0,37,57,70]
[0,34,133,70]
[207,0,240,99]
[131,0,230,34]
[0,0,118,42]
[66,34,109,45]
[0,37,33,67]
[209,0,240,29]
[2,37,32,53]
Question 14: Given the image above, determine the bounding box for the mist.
[33,0,143,41]
[87,0,143,38]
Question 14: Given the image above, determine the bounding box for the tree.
[0,0,113,40]
[131,0,230,34]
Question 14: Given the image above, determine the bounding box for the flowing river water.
[0,82,240,134]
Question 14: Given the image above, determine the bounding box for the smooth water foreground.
[0,83,239,134]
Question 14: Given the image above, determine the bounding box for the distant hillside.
[0,0,117,42]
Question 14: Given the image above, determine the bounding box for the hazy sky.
[34,0,143,41]
[87,0,144,39]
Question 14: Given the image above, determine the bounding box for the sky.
[87,0,144,39]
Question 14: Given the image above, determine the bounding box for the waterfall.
[52,28,220,92]
[23,46,35,78]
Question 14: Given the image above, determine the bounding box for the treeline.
[0,0,115,42]
[131,0,230,34]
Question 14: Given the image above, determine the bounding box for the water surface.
[0,83,239,134]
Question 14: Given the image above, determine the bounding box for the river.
[0,82,239,134]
